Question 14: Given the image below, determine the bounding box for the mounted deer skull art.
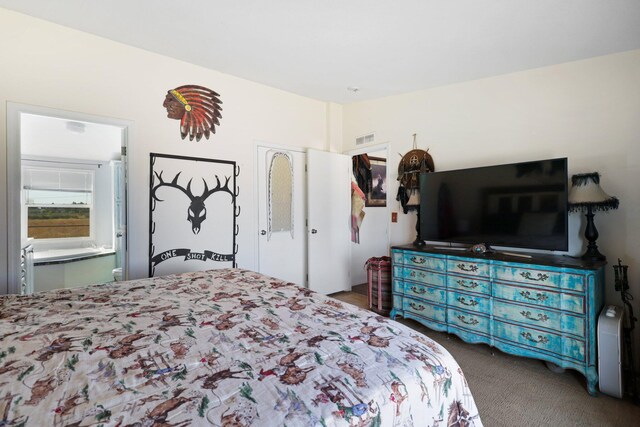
[152,171,234,234]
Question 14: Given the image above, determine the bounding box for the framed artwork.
[149,153,240,277]
[366,156,387,207]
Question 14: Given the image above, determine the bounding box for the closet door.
[257,146,306,285]
[307,149,350,294]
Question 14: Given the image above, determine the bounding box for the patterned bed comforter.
[0,269,482,426]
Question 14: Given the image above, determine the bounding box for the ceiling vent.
[355,132,375,146]
[66,121,86,134]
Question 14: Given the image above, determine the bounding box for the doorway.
[347,143,390,291]
[6,103,130,294]
[255,144,351,294]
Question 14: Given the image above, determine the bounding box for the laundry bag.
[365,256,392,316]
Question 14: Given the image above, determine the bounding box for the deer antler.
[151,171,194,201]
[200,175,234,201]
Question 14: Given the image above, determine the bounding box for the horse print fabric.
[0,269,482,426]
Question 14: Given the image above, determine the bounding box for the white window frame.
[22,165,96,249]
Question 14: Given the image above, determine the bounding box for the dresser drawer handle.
[520,311,549,322]
[457,315,479,325]
[519,291,548,302]
[457,279,479,289]
[456,263,478,273]
[521,332,549,344]
[409,270,426,279]
[410,256,426,264]
[409,302,425,311]
[457,296,478,307]
[520,271,550,282]
[410,286,426,295]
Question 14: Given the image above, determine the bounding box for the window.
[23,167,94,240]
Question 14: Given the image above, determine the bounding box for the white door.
[307,149,351,294]
[257,146,306,285]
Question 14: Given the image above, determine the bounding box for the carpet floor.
[332,291,640,426]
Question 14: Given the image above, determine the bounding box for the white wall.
[343,49,640,335]
[0,8,338,287]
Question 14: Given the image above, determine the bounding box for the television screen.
[419,158,568,251]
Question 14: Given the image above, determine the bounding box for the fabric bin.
[366,256,392,316]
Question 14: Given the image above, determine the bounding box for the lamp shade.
[568,172,619,213]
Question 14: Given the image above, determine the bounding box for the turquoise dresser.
[390,245,605,395]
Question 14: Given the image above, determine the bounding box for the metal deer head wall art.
[149,153,240,277]
[163,85,223,141]
[152,171,235,234]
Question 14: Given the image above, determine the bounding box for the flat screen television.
[419,158,568,251]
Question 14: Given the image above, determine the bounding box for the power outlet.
[391,212,398,223]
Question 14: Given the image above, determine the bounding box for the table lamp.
[568,172,619,262]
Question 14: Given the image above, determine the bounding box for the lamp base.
[581,206,606,263]
[580,246,606,263]
[413,238,426,247]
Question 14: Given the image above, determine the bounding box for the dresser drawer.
[392,250,404,265]
[403,297,446,323]
[448,274,491,295]
[448,258,490,278]
[493,283,584,314]
[395,267,446,288]
[393,294,404,309]
[494,320,585,362]
[403,252,446,271]
[393,279,403,293]
[493,300,585,337]
[448,308,490,335]
[493,264,585,292]
[404,282,446,304]
[448,291,491,313]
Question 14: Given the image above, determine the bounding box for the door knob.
[260,230,267,235]
[311,229,318,234]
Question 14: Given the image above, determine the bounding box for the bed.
[0,268,482,426]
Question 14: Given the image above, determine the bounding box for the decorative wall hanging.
[149,153,240,277]
[366,156,387,207]
[352,154,372,196]
[267,151,293,240]
[351,180,366,243]
[396,133,434,214]
[163,85,223,141]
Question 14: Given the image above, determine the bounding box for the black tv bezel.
[419,157,569,252]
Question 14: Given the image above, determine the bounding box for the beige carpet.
[333,291,640,426]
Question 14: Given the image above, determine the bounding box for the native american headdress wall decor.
[163,85,223,141]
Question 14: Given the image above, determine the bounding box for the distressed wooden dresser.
[390,245,605,395]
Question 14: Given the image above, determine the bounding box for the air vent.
[355,132,375,146]
[66,121,86,134]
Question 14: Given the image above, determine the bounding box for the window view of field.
[28,207,90,239]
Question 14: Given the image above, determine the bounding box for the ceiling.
[1,0,639,104]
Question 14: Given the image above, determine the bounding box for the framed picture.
[366,156,387,207]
